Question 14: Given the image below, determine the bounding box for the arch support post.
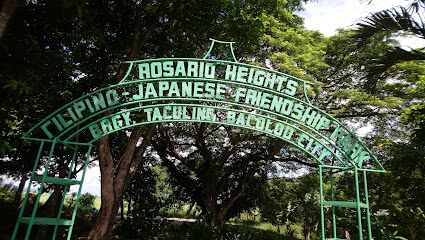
[319,166,373,240]
[12,140,93,240]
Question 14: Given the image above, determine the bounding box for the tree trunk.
[0,0,24,39]
[285,218,291,235]
[88,125,156,240]
[89,136,122,240]
[345,230,350,240]
[186,203,193,216]
[88,0,167,237]
[13,172,28,209]
[128,198,131,215]
[325,219,331,238]
[304,218,310,240]
[213,210,226,234]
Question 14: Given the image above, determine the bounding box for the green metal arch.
[84,109,344,169]
[22,58,384,172]
[61,99,350,165]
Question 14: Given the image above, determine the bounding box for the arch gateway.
[13,39,385,240]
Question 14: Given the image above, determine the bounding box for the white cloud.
[298,0,411,37]
[70,164,101,197]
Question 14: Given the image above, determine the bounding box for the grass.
[223,224,301,240]
[228,210,307,240]
[164,203,201,219]
[17,192,309,239]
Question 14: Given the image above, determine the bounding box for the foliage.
[167,221,215,240]
[353,0,425,93]
[165,221,300,240]
[117,166,167,239]
[66,192,77,208]
[222,224,299,240]
[261,174,320,239]
[368,142,425,240]
[78,193,96,214]
[0,186,18,233]
[2,0,425,239]
[261,178,296,231]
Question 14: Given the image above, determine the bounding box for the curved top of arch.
[22,57,385,172]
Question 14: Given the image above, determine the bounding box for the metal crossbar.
[319,166,373,240]
[12,140,93,240]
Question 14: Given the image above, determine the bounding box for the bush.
[78,192,96,214]
[0,186,18,228]
[113,168,167,239]
[167,221,215,240]
[163,221,299,240]
[221,224,299,240]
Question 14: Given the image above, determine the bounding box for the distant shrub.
[78,192,96,214]
[113,168,167,239]
[222,224,299,240]
[167,221,215,240]
[0,186,18,229]
[163,221,299,240]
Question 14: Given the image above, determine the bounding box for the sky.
[299,0,405,37]
[3,0,423,197]
[298,0,424,48]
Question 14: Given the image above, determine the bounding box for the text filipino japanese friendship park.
[36,60,372,167]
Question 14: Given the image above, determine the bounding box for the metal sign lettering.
[23,45,384,172]
[18,39,384,240]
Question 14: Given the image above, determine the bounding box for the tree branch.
[217,162,239,191]
[113,127,144,191]
[273,156,318,168]
[195,122,213,164]
[0,0,24,39]
[158,123,199,173]
[221,168,256,213]
[265,140,285,161]
[124,124,157,187]
[115,0,168,82]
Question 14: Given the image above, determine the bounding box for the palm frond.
[363,47,425,93]
[408,0,425,13]
[355,6,425,40]
[352,3,425,93]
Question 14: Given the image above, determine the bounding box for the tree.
[353,0,425,93]
[151,123,283,234]
[0,0,24,39]
[5,0,413,239]
[119,166,166,239]
[261,177,297,235]
[0,3,99,239]
[79,193,96,214]
[84,0,313,238]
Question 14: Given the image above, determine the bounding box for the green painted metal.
[52,149,78,239]
[330,172,337,237]
[319,166,325,240]
[64,102,347,166]
[67,144,93,240]
[18,217,74,226]
[320,165,373,240]
[364,171,372,238]
[21,67,384,171]
[12,141,93,240]
[354,167,363,239]
[12,141,45,240]
[203,38,238,62]
[16,40,383,239]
